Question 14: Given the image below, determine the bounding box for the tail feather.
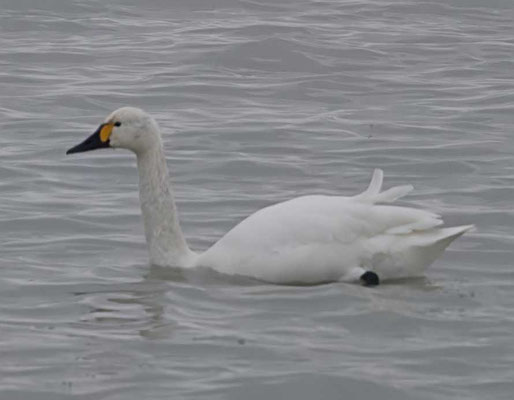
[374,224,475,280]
[386,216,443,234]
[366,168,383,197]
[375,185,413,203]
[408,224,475,273]
[355,168,413,204]
[429,224,475,245]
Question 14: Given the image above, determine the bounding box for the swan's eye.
[114,121,121,127]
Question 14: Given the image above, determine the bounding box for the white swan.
[67,107,473,285]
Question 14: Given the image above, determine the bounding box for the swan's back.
[198,170,472,284]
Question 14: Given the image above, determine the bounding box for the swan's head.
[66,107,161,156]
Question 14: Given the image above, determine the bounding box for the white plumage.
[67,107,473,285]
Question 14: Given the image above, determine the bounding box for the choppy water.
[1,0,514,399]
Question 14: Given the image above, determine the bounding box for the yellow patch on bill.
[99,123,113,143]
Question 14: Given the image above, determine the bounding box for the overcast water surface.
[1,0,514,399]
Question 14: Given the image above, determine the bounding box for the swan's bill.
[66,123,113,154]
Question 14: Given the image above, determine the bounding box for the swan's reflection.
[77,261,440,342]
[77,262,257,340]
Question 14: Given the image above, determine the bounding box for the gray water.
[1,0,513,399]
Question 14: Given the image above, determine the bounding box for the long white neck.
[136,144,196,267]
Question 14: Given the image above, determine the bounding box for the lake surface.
[1,0,514,398]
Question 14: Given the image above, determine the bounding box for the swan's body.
[67,107,472,285]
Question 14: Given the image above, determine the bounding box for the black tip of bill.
[66,125,110,155]
[360,271,380,287]
[66,144,85,155]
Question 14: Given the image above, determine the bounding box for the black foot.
[360,271,379,287]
